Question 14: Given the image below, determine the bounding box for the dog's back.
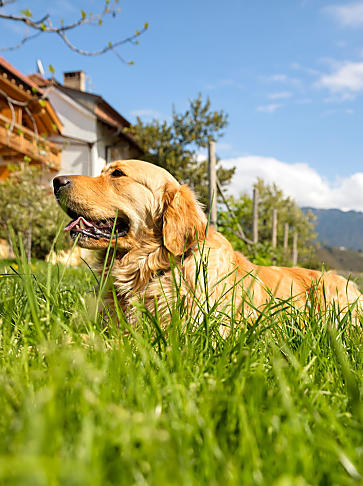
[233,248,362,314]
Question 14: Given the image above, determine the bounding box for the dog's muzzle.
[53,176,72,199]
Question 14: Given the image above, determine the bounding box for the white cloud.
[268,91,292,100]
[49,0,78,15]
[295,98,312,104]
[205,79,244,91]
[336,40,348,48]
[317,61,363,92]
[221,155,363,211]
[215,142,233,153]
[129,108,162,119]
[2,17,27,35]
[324,2,363,27]
[265,74,288,82]
[290,62,320,76]
[323,92,356,103]
[257,104,282,113]
[262,73,302,86]
[320,109,337,117]
[261,73,302,90]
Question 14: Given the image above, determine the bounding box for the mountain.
[315,246,363,272]
[303,207,363,251]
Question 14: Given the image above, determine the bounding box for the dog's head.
[53,159,207,255]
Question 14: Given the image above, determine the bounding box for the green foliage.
[0,164,70,260]
[20,8,32,17]
[2,1,146,62]
[219,179,319,267]
[129,94,235,207]
[0,244,361,485]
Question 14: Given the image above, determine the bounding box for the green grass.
[0,250,362,486]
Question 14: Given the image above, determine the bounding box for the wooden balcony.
[0,113,61,170]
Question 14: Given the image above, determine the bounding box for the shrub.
[0,164,70,260]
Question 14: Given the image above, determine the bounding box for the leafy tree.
[0,164,69,261]
[253,179,317,249]
[129,94,235,208]
[0,0,148,64]
[219,178,319,267]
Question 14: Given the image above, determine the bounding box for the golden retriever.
[53,159,362,328]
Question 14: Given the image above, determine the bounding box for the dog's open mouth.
[64,214,130,240]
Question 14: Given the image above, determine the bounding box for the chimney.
[63,71,86,92]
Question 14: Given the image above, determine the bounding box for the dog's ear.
[162,184,207,256]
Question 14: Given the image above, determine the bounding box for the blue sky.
[2,0,363,209]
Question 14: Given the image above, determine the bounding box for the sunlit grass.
[0,241,362,485]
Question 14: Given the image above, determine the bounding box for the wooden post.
[7,235,15,259]
[208,140,217,228]
[272,209,278,248]
[292,231,298,266]
[252,188,258,244]
[283,223,289,253]
[26,219,33,263]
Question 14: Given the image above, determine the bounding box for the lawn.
[0,253,362,485]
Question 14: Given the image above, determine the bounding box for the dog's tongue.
[64,216,93,232]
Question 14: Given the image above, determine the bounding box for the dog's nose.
[53,175,71,196]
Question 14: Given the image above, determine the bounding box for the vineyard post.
[252,188,258,244]
[208,140,217,228]
[283,222,289,253]
[272,209,278,248]
[292,231,298,266]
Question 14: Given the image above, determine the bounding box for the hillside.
[316,245,363,272]
[303,207,363,251]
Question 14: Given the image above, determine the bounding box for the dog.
[53,159,362,328]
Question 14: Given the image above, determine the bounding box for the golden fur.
[54,159,362,328]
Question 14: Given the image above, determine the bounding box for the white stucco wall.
[58,141,91,176]
[95,122,136,172]
[47,86,140,178]
[46,87,97,144]
[47,87,95,176]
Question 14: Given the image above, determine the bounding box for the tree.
[218,178,319,267]
[129,94,235,208]
[0,0,148,64]
[0,164,69,261]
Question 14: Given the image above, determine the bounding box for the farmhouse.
[29,69,143,177]
[0,57,143,180]
[0,57,62,179]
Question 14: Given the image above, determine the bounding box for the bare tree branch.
[56,25,147,61]
[0,2,116,32]
[0,0,148,61]
[216,177,253,246]
[0,30,41,51]
[0,0,16,6]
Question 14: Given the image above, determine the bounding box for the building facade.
[29,70,143,177]
[0,57,62,179]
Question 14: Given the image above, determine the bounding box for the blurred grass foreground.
[0,240,362,486]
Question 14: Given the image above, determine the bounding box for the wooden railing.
[0,113,61,170]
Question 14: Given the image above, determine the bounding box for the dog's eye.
[111,169,126,178]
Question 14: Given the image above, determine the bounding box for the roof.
[58,85,131,129]
[58,85,143,153]
[28,72,51,89]
[0,56,42,93]
[0,57,62,133]
[28,73,143,154]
